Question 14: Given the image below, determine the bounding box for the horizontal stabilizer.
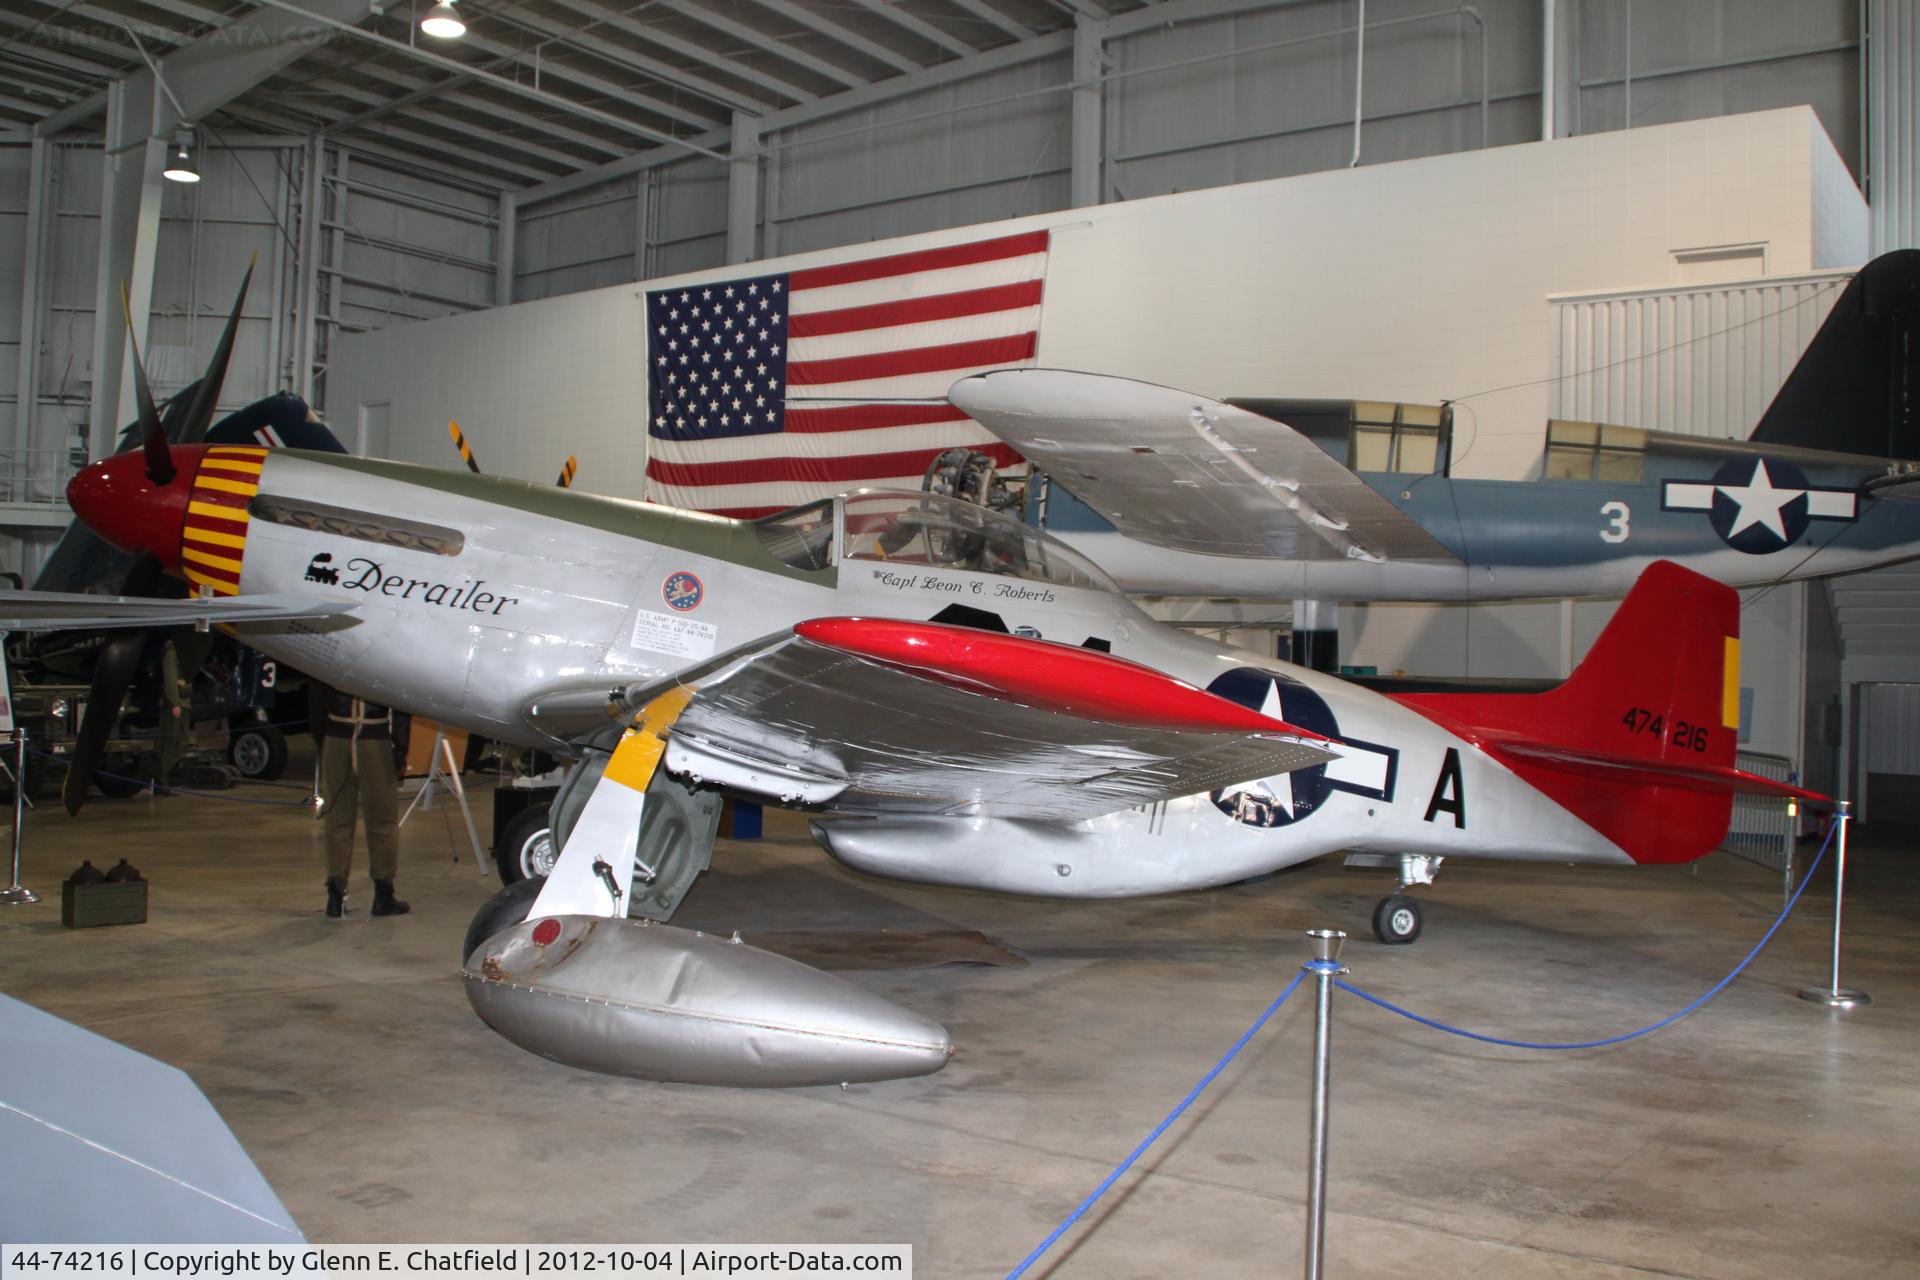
[0,590,355,633]
[1479,738,1826,803]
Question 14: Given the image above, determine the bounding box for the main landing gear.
[1346,853,1443,945]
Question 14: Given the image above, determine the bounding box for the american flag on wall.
[643,230,1048,517]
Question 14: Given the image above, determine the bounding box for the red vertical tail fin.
[1394,562,1755,863]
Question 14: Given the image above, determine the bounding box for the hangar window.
[1350,402,1446,474]
[1544,420,1647,482]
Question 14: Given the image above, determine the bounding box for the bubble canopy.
[753,488,1119,593]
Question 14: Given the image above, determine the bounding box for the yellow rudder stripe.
[1721,636,1741,729]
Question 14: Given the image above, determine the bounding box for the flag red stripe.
[781,404,970,434]
[788,333,1037,386]
[708,505,784,519]
[647,442,1024,488]
[789,280,1044,339]
[789,231,1050,292]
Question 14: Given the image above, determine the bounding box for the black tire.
[493,802,556,885]
[1373,894,1423,945]
[95,769,146,799]
[229,723,289,781]
[463,875,546,965]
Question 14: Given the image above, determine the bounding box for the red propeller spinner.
[67,444,210,575]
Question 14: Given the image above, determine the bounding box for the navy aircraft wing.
[951,368,1460,564]
[525,618,1336,822]
[0,590,355,632]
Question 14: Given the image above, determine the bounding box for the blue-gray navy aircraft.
[951,250,1920,601]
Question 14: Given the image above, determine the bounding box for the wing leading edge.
[950,368,1460,563]
[0,590,356,632]
[524,619,1336,822]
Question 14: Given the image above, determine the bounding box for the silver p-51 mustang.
[22,421,1817,1088]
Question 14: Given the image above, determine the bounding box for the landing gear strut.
[1345,852,1443,945]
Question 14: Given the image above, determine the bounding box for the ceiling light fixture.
[420,0,465,38]
[163,130,200,183]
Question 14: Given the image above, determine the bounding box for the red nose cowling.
[66,445,208,575]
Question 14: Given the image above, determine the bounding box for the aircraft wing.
[950,368,1461,563]
[0,590,356,632]
[524,618,1336,822]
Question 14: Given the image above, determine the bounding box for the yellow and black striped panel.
[182,446,265,597]
[450,421,480,474]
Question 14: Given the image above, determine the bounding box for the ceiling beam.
[452,24,726,131]
[750,0,924,75]
[944,0,1036,42]
[516,27,1070,207]
[648,0,870,90]
[265,50,632,158]
[844,0,979,58]
[296,69,630,159]
[222,100,516,192]
[536,1,818,106]
[532,0,794,112]
[241,0,729,160]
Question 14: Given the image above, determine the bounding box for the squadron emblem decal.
[1662,457,1858,555]
[663,570,704,611]
[1205,668,1398,828]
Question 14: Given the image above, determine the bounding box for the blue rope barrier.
[1336,818,1838,1051]
[1005,968,1310,1280]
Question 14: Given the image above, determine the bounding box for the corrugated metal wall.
[512,155,728,306]
[1576,0,1858,169]
[0,137,498,510]
[764,52,1073,258]
[1548,270,1852,439]
[1867,0,1920,250]
[508,0,1866,308]
[1109,0,1541,198]
[1863,682,1920,773]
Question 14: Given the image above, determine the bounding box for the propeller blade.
[120,283,173,486]
[178,255,257,444]
[171,626,215,681]
[449,421,481,474]
[62,630,148,816]
[555,456,577,489]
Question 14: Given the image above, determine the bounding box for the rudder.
[1750,250,1920,460]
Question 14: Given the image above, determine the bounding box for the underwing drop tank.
[464,915,953,1087]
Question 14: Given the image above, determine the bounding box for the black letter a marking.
[1424,748,1465,828]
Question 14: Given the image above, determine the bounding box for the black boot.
[371,879,410,917]
[325,877,347,919]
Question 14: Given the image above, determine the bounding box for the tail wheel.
[1372,894,1423,945]
[229,723,288,781]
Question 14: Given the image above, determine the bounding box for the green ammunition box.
[60,879,148,928]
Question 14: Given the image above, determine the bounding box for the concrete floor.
[3,771,1917,1278]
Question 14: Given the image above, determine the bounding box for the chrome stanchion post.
[1801,801,1869,1007]
[1302,928,1347,1280]
[1,728,39,905]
